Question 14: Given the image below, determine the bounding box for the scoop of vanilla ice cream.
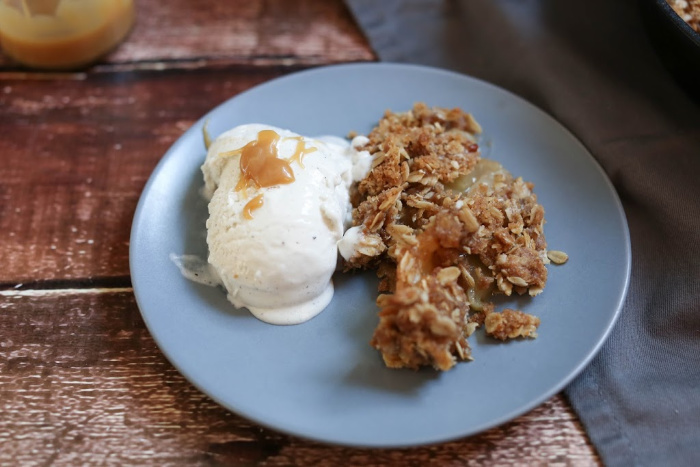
[201,124,366,325]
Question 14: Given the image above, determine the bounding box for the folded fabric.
[345,1,700,465]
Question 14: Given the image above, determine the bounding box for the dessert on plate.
[200,123,370,325]
[196,104,566,371]
[340,103,566,370]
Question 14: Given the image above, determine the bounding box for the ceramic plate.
[130,63,630,447]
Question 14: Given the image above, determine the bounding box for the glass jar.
[0,0,135,69]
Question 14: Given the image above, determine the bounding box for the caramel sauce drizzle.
[287,136,318,169]
[243,194,264,220]
[218,130,316,219]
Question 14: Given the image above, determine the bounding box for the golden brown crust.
[463,175,548,296]
[345,103,551,370]
[371,270,471,371]
[356,102,481,199]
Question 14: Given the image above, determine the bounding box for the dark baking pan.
[639,0,700,101]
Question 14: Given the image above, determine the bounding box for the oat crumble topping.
[345,103,563,371]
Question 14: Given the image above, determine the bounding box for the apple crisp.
[344,103,553,371]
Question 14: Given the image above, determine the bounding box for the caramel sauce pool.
[223,130,317,219]
[235,130,295,191]
[0,0,135,69]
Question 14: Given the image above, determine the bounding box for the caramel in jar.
[0,0,135,69]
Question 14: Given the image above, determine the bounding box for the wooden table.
[0,1,599,464]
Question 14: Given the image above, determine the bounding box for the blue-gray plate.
[130,63,630,447]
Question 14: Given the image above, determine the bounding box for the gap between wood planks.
[0,56,374,81]
[0,276,133,296]
[0,287,133,297]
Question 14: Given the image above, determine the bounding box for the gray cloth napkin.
[344,0,700,465]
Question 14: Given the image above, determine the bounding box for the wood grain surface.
[0,68,282,285]
[0,0,600,464]
[0,0,375,71]
[0,291,598,466]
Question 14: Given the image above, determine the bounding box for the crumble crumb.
[485,308,541,341]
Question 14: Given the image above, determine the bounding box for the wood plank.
[0,291,599,465]
[0,67,288,284]
[0,0,375,71]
